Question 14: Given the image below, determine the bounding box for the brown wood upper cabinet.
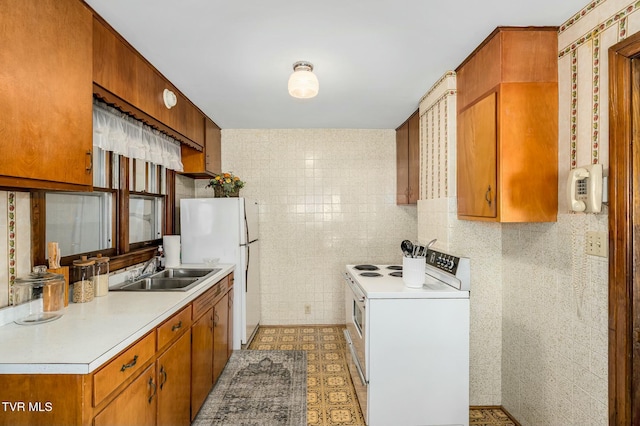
[396,110,420,205]
[455,27,558,222]
[93,17,205,150]
[0,0,93,191]
[181,117,222,177]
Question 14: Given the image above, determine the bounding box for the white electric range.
[344,248,470,426]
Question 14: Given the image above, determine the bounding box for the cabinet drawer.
[93,332,156,406]
[157,305,192,351]
[192,275,229,320]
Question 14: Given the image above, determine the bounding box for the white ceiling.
[85,0,587,129]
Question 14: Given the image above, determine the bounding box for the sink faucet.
[140,257,158,277]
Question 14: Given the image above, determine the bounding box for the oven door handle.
[343,272,365,302]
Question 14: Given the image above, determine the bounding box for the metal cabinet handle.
[120,355,138,372]
[171,321,182,332]
[159,365,168,390]
[213,311,219,327]
[148,377,156,404]
[85,151,93,173]
[484,185,492,207]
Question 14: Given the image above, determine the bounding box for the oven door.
[343,272,368,423]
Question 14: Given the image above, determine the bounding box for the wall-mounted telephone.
[567,163,604,213]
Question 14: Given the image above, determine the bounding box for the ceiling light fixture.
[288,61,319,99]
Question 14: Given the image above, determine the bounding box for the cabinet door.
[213,292,229,383]
[180,117,221,177]
[157,332,191,426]
[94,364,157,426]
[191,309,214,420]
[93,17,139,107]
[0,0,93,189]
[396,121,409,204]
[227,287,234,358]
[407,112,420,204]
[396,110,419,205]
[205,118,222,174]
[457,93,497,218]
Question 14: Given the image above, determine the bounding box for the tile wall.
[416,0,640,422]
[190,129,417,324]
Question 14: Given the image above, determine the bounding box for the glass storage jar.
[72,256,95,303]
[13,265,65,325]
[90,254,110,297]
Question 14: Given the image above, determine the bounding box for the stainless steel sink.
[153,268,218,278]
[113,268,221,292]
[118,277,199,291]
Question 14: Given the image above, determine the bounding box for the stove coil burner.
[386,265,402,270]
[354,265,379,271]
[389,271,402,277]
[360,272,382,277]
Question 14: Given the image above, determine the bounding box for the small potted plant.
[206,172,245,197]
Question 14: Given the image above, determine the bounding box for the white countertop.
[0,264,234,375]
[346,265,469,299]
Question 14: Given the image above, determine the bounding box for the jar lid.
[90,253,110,263]
[73,255,95,267]
[14,269,64,285]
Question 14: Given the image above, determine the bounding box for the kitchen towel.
[163,235,181,267]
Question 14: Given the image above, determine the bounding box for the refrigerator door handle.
[244,213,250,246]
[245,245,250,292]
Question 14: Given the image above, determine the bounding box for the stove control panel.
[426,249,459,274]
[424,249,470,291]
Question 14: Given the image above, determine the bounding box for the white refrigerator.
[180,197,260,349]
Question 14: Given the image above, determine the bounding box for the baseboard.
[500,406,521,426]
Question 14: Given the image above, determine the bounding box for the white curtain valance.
[92,100,184,172]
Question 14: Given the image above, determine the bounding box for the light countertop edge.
[0,263,235,375]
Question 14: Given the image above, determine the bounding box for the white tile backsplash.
[193,129,417,325]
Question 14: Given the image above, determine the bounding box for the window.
[129,195,163,244]
[36,146,174,269]
[46,192,113,257]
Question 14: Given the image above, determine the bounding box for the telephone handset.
[567,163,603,213]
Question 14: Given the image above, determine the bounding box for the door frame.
[608,31,640,425]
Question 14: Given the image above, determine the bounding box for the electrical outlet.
[586,231,608,257]
[304,304,311,315]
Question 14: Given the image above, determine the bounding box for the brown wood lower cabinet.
[94,364,156,426]
[190,272,234,420]
[213,292,229,383]
[157,332,191,426]
[191,307,214,421]
[0,272,233,426]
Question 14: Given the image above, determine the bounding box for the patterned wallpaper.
[418,71,456,201]
[416,1,639,422]
[0,191,31,309]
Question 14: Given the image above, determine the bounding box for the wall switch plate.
[304,304,311,315]
[586,231,608,257]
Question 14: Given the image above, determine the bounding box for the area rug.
[192,350,307,426]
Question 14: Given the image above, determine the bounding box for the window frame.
[31,152,176,272]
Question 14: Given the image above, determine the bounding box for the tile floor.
[248,325,518,426]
